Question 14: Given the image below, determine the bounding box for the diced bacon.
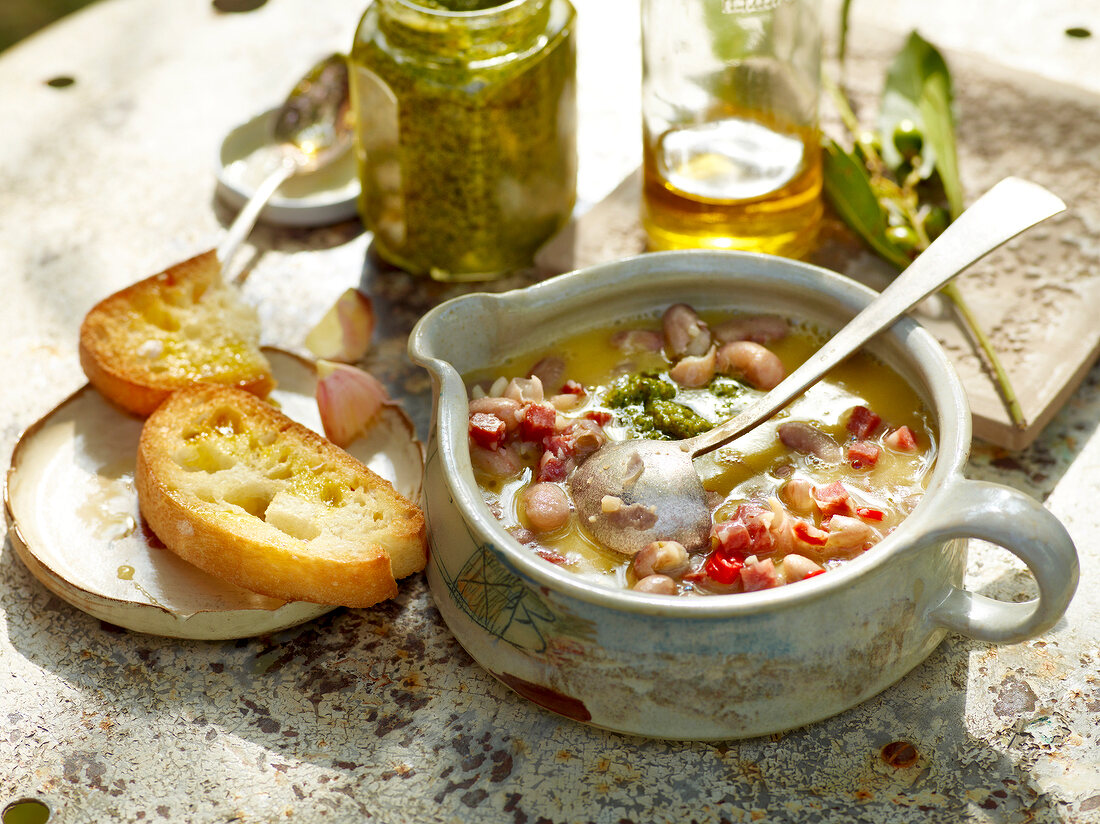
[469,396,521,432]
[847,440,881,469]
[737,503,774,554]
[468,412,507,449]
[705,553,743,585]
[740,557,779,591]
[519,403,557,443]
[536,451,571,483]
[846,405,882,439]
[812,481,853,518]
[584,409,613,426]
[856,506,886,522]
[711,503,775,559]
[543,433,571,459]
[792,519,828,546]
[885,425,918,452]
[561,380,586,396]
[712,520,751,558]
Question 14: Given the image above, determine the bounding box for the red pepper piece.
[520,403,557,443]
[793,519,828,546]
[856,506,886,522]
[803,569,826,579]
[847,440,881,469]
[583,409,613,426]
[469,412,507,449]
[705,553,743,585]
[561,380,586,396]
[847,405,882,439]
[535,548,568,565]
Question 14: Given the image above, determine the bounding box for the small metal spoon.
[218,53,352,277]
[569,177,1066,556]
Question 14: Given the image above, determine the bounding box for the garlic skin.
[304,289,375,363]
[315,360,390,446]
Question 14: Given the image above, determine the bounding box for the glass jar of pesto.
[349,0,577,281]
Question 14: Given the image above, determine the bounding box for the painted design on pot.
[432,533,560,653]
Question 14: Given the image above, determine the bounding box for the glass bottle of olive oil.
[641,0,823,259]
[350,0,577,282]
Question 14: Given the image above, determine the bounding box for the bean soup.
[465,304,936,596]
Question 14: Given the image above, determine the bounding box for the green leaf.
[821,138,911,270]
[919,63,964,218]
[878,32,963,214]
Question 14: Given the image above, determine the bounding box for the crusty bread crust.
[79,250,275,417]
[136,384,427,607]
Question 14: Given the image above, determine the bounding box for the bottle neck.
[377,0,550,62]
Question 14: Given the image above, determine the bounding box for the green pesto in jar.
[349,0,577,281]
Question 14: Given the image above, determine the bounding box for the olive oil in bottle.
[642,117,823,258]
[640,0,823,259]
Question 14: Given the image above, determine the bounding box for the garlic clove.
[315,359,390,447]
[304,288,375,362]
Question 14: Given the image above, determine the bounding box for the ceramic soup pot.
[408,250,1079,740]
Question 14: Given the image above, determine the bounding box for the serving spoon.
[569,177,1066,556]
[218,53,352,277]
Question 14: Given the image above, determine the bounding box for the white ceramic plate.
[4,349,423,639]
[216,107,360,227]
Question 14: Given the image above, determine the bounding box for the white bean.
[521,483,571,532]
[632,575,678,595]
[669,345,717,388]
[610,329,663,354]
[527,356,566,392]
[504,376,544,404]
[662,304,712,359]
[470,443,522,478]
[712,315,789,344]
[781,553,823,582]
[717,340,785,390]
[633,541,690,578]
[780,477,815,513]
[826,515,874,554]
[777,422,842,463]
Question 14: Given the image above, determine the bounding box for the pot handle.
[923,479,1078,644]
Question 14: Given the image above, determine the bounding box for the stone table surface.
[1,1,1098,822]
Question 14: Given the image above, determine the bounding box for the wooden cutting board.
[536,40,1100,451]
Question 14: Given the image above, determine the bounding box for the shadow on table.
[4,530,1080,823]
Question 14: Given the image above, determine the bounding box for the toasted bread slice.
[79,250,275,417]
[135,384,427,607]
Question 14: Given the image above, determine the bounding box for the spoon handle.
[218,158,297,280]
[687,176,1066,458]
